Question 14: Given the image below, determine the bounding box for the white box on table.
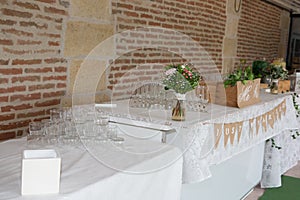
[21,149,61,195]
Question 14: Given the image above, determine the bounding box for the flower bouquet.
[163,64,200,121]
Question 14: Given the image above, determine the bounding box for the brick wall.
[0,0,288,140]
[0,0,69,140]
[237,0,282,63]
[109,0,227,99]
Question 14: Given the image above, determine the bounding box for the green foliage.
[291,93,300,140]
[266,138,282,150]
[252,60,269,78]
[269,65,288,80]
[223,66,255,88]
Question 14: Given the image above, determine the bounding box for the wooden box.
[208,78,261,108]
[278,80,290,93]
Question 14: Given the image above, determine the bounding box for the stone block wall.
[62,0,114,106]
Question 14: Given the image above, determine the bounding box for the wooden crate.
[278,80,290,93]
[208,78,261,108]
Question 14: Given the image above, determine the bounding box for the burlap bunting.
[213,99,287,149]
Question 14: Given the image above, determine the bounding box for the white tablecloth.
[104,92,299,186]
[0,137,183,200]
[261,94,300,188]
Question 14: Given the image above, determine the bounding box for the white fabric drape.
[0,137,183,200]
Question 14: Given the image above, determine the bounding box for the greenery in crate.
[223,66,255,88]
[252,59,288,83]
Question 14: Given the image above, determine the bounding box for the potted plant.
[268,64,289,94]
[252,60,271,88]
[216,65,260,108]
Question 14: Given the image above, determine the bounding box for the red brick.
[0,78,9,84]
[114,59,131,64]
[36,0,56,3]
[0,19,16,25]
[44,6,68,15]
[28,83,55,91]
[140,13,153,19]
[37,32,61,38]
[10,93,41,102]
[1,104,33,112]
[117,3,133,10]
[0,113,15,121]
[3,48,32,55]
[0,120,31,131]
[2,28,33,37]
[35,99,60,107]
[0,59,9,65]
[0,68,22,75]
[11,76,41,83]
[13,1,40,10]
[43,75,67,81]
[56,83,66,88]
[135,6,149,12]
[43,91,65,98]
[44,58,66,64]
[34,49,57,54]
[48,41,60,46]
[20,21,47,29]
[17,110,45,118]
[0,132,15,141]
[0,86,26,93]
[0,96,8,102]
[36,14,62,23]
[55,66,67,72]
[17,39,42,45]
[25,67,52,73]
[12,59,42,65]
[0,39,13,45]
[124,11,139,17]
[1,8,33,18]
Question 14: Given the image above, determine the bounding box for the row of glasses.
[27,106,124,147]
[129,83,209,112]
[130,83,171,109]
[186,85,209,112]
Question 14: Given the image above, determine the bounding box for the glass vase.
[271,79,279,94]
[172,93,186,121]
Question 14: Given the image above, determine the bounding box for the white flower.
[165,68,176,75]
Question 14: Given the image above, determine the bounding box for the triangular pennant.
[249,118,255,138]
[282,99,286,115]
[262,113,267,132]
[236,122,243,143]
[278,104,282,120]
[214,123,223,149]
[229,124,236,145]
[267,110,275,129]
[256,115,262,135]
[273,106,278,122]
[224,124,231,148]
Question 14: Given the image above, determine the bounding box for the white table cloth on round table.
[0,137,183,200]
